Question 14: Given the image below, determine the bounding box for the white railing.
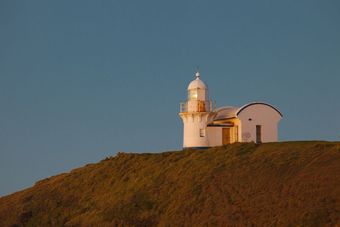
[180,100,216,113]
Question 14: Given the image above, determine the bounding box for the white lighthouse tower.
[179,71,213,148]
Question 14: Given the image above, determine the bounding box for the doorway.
[256,125,262,143]
[222,128,231,145]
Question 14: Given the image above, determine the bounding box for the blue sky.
[0,0,339,195]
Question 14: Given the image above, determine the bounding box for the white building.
[179,71,282,148]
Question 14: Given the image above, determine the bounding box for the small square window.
[199,129,205,137]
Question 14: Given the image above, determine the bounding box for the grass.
[0,141,339,226]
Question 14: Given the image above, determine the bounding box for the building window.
[199,128,205,137]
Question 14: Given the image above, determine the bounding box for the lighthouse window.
[200,128,206,137]
[188,89,198,100]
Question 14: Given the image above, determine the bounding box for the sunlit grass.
[0,141,339,226]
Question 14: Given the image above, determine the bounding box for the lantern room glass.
[188,89,198,100]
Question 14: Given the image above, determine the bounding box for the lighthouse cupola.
[187,71,208,101]
[181,71,212,113]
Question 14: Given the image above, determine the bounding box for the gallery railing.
[180,100,216,113]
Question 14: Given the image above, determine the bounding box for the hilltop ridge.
[0,142,339,226]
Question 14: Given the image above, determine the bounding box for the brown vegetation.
[0,142,339,226]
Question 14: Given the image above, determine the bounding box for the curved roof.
[212,106,238,120]
[236,102,283,117]
[187,71,208,90]
[211,102,283,121]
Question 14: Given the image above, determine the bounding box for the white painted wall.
[237,104,282,143]
[207,127,222,147]
[180,113,210,148]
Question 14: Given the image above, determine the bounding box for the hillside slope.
[0,142,339,226]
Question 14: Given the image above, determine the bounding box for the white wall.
[207,127,222,147]
[180,113,210,148]
[237,104,282,142]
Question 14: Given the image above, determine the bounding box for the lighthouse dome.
[187,71,208,90]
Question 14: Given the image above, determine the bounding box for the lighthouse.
[179,71,214,148]
[179,70,282,148]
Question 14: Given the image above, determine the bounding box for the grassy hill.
[0,142,339,226]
